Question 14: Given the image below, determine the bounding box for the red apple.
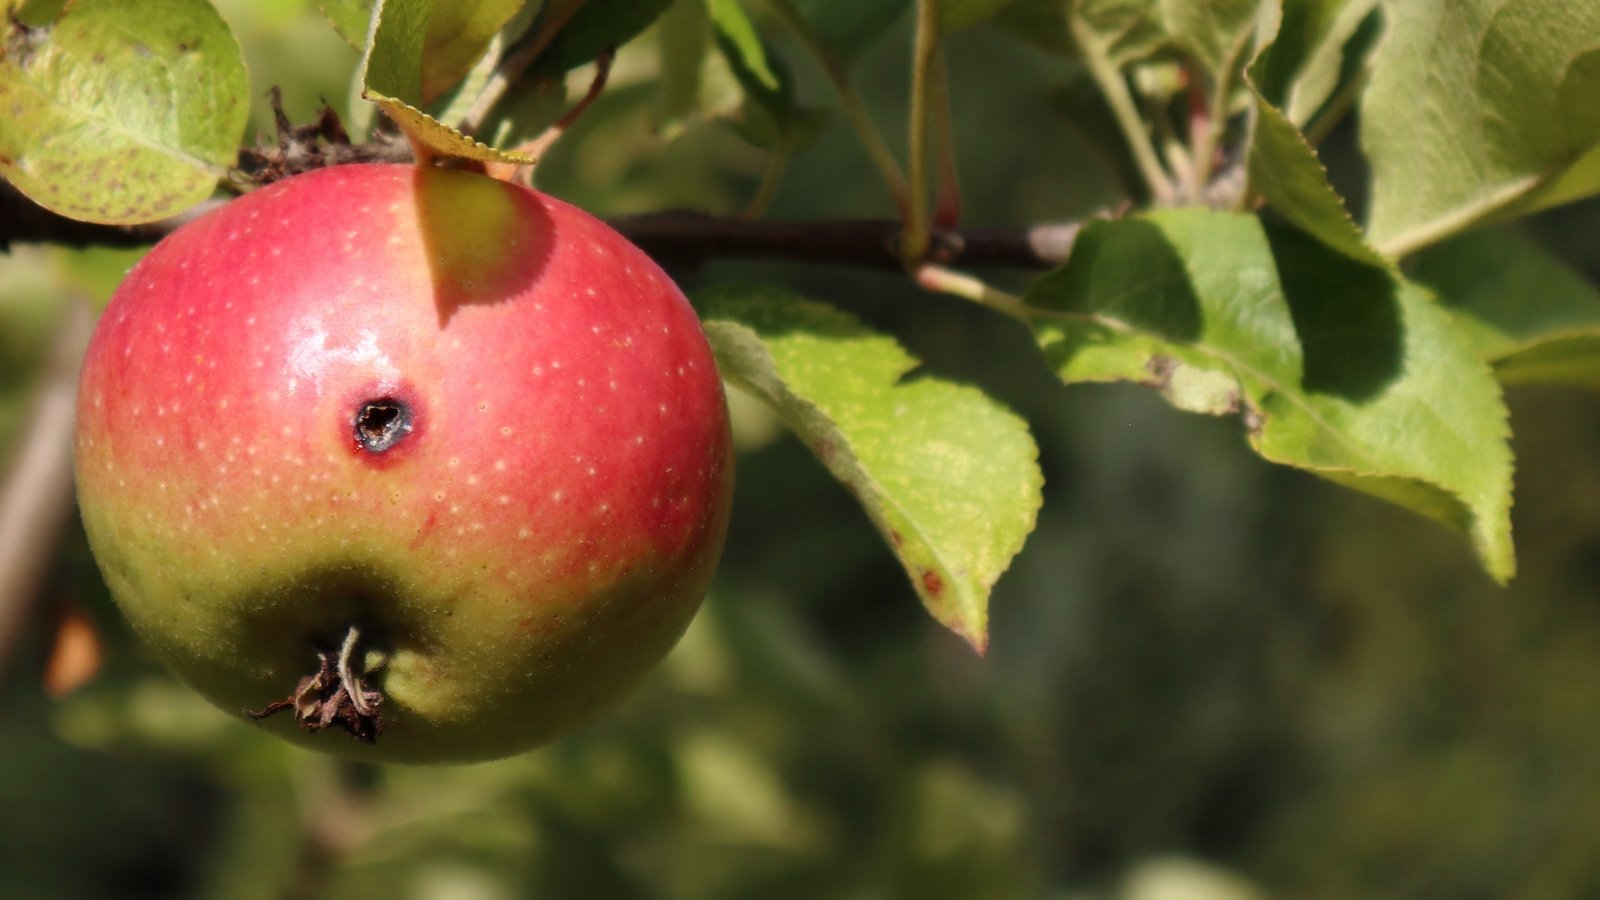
[74,163,734,763]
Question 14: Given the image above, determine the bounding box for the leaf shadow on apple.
[410,166,556,327]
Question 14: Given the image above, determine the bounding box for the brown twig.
[2,183,1085,269]
[611,214,1084,269]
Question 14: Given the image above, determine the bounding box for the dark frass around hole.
[354,398,412,453]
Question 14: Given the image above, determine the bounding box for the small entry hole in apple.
[354,398,413,453]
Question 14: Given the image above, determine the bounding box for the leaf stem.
[914,264,1033,323]
[931,49,962,229]
[764,0,911,217]
[903,0,943,266]
[1068,13,1175,204]
[1191,34,1251,192]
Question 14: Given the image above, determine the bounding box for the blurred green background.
[5,2,1600,898]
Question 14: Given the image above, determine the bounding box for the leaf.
[1412,229,1600,389]
[789,0,910,64]
[697,285,1043,651]
[710,0,785,102]
[708,0,788,149]
[1026,210,1515,581]
[657,0,712,132]
[360,0,532,164]
[1252,0,1378,126]
[1243,71,1382,266]
[418,1,527,104]
[361,0,429,106]
[1074,0,1170,67]
[318,0,374,47]
[1160,0,1265,76]
[0,0,249,224]
[325,0,527,102]
[708,0,823,151]
[366,92,537,164]
[1361,0,1600,257]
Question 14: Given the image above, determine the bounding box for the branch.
[1,184,1083,270]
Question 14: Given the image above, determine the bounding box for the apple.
[73,163,734,763]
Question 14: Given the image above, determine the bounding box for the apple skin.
[74,163,733,763]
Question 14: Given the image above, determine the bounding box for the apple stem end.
[244,623,388,744]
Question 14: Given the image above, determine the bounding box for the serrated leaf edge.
[704,315,1043,651]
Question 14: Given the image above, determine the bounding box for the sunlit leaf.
[0,0,248,224]
[1026,210,1515,581]
[1362,0,1600,257]
[698,285,1044,651]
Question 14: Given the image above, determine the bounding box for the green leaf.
[1244,74,1382,266]
[709,0,821,151]
[326,0,527,101]
[1026,210,1515,581]
[0,0,249,224]
[419,1,527,103]
[360,0,532,164]
[789,0,910,64]
[361,0,429,106]
[1248,0,1377,125]
[1412,229,1600,389]
[367,92,537,163]
[1160,0,1265,76]
[1362,0,1600,257]
[709,0,785,101]
[527,0,674,78]
[657,0,712,132]
[1074,0,1169,67]
[317,0,374,47]
[697,285,1043,651]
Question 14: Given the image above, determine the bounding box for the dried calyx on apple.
[74,162,734,763]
